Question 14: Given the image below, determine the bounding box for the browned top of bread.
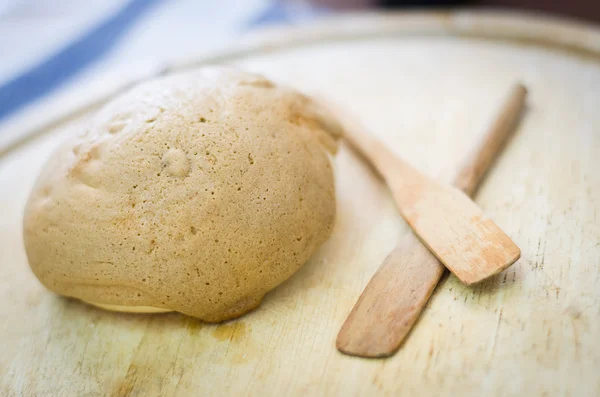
[23,67,341,321]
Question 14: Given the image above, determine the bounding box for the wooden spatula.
[324,93,522,286]
[335,84,527,357]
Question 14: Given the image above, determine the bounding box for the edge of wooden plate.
[1,9,599,157]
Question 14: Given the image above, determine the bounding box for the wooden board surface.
[1,11,599,397]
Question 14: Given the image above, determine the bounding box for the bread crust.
[23,67,341,322]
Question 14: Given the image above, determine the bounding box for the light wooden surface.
[1,11,600,397]
[336,84,527,357]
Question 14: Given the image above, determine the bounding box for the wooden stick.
[336,83,527,357]
[452,84,528,196]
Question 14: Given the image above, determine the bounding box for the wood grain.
[337,84,527,357]
[330,96,521,285]
[1,12,599,397]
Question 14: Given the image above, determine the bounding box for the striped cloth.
[0,0,325,150]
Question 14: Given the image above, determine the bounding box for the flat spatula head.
[391,177,520,285]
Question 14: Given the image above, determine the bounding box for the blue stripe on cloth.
[0,0,160,122]
[246,2,327,28]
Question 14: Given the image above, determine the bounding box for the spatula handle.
[453,84,527,195]
[335,105,417,187]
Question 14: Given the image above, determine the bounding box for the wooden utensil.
[323,93,522,286]
[336,83,528,357]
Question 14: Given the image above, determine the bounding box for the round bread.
[23,67,342,322]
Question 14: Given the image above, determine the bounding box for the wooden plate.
[1,11,599,396]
